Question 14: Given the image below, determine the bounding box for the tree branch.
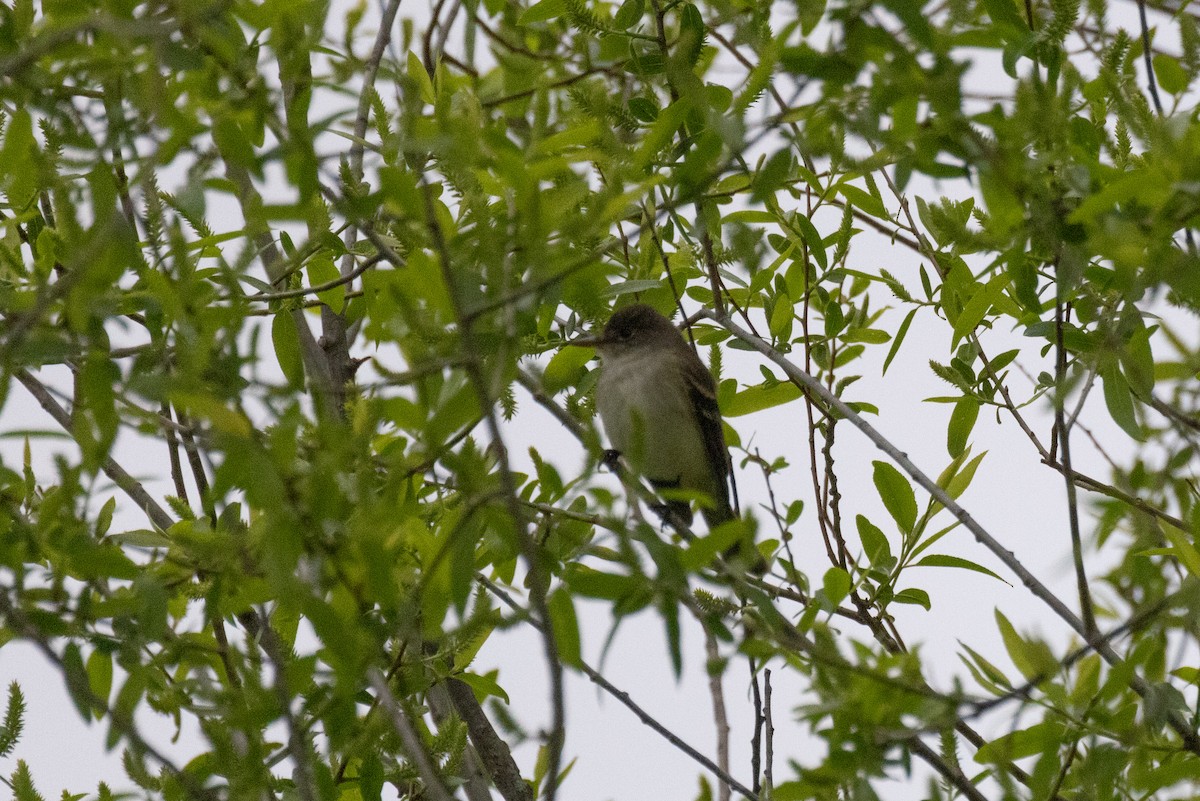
[15,369,175,532]
[710,311,1200,755]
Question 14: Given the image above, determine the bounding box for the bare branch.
[710,311,1200,756]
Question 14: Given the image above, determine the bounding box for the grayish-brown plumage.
[583,304,734,528]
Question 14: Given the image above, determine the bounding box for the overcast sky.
[0,2,1191,800]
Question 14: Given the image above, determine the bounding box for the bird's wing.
[685,358,735,521]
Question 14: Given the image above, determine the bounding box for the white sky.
[0,1,1194,800]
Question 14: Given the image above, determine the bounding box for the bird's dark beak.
[566,334,605,348]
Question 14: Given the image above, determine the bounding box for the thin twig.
[1137,0,1166,115]
[478,575,760,800]
[749,662,763,795]
[909,739,990,801]
[15,369,175,532]
[0,590,205,799]
[1055,299,1096,637]
[368,669,457,801]
[245,254,384,302]
[763,670,773,797]
[708,311,1200,755]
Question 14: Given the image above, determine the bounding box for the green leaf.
[95,497,116,538]
[406,51,436,104]
[797,0,826,34]
[637,98,689,167]
[892,588,930,609]
[359,754,384,801]
[271,312,305,389]
[212,115,258,176]
[627,96,659,122]
[950,272,1010,347]
[543,346,594,394]
[682,520,742,571]
[872,461,917,533]
[1152,53,1189,95]
[1069,167,1171,225]
[563,565,646,605]
[959,643,1012,690]
[947,397,979,458]
[1121,324,1156,400]
[975,721,1062,764]
[724,382,800,417]
[548,588,582,668]
[455,671,511,704]
[676,3,704,66]
[945,450,986,500]
[1171,666,1200,684]
[86,649,113,715]
[840,328,890,344]
[856,515,892,566]
[1161,525,1200,579]
[822,567,851,606]
[109,530,172,548]
[882,308,917,376]
[1101,363,1143,441]
[995,609,1058,681]
[836,181,889,219]
[768,294,794,339]
[612,0,644,29]
[1,110,38,208]
[62,643,92,721]
[110,673,145,750]
[914,554,1006,583]
[790,212,827,271]
[752,149,794,202]
[305,254,345,311]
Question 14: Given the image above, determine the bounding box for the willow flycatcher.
[574,304,742,535]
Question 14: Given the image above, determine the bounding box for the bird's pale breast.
[594,347,718,497]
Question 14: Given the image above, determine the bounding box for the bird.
[573,304,762,569]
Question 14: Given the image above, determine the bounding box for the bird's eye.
[619,328,633,340]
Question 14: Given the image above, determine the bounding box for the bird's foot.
[650,502,694,538]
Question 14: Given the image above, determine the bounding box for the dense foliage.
[0,0,1199,799]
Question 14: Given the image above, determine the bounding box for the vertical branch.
[220,160,336,416]
[749,661,763,796]
[1055,299,1096,637]
[1135,0,1195,252]
[704,628,731,801]
[763,669,774,797]
[348,0,403,186]
[328,0,404,392]
[426,685,495,801]
[423,0,452,72]
[700,225,727,316]
[174,407,214,521]
[258,620,318,801]
[368,669,457,801]
[161,402,189,502]
[421,185,566,801]
[801,257,840,567]
[444,678,532,801]
[1136,0,1166,115]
